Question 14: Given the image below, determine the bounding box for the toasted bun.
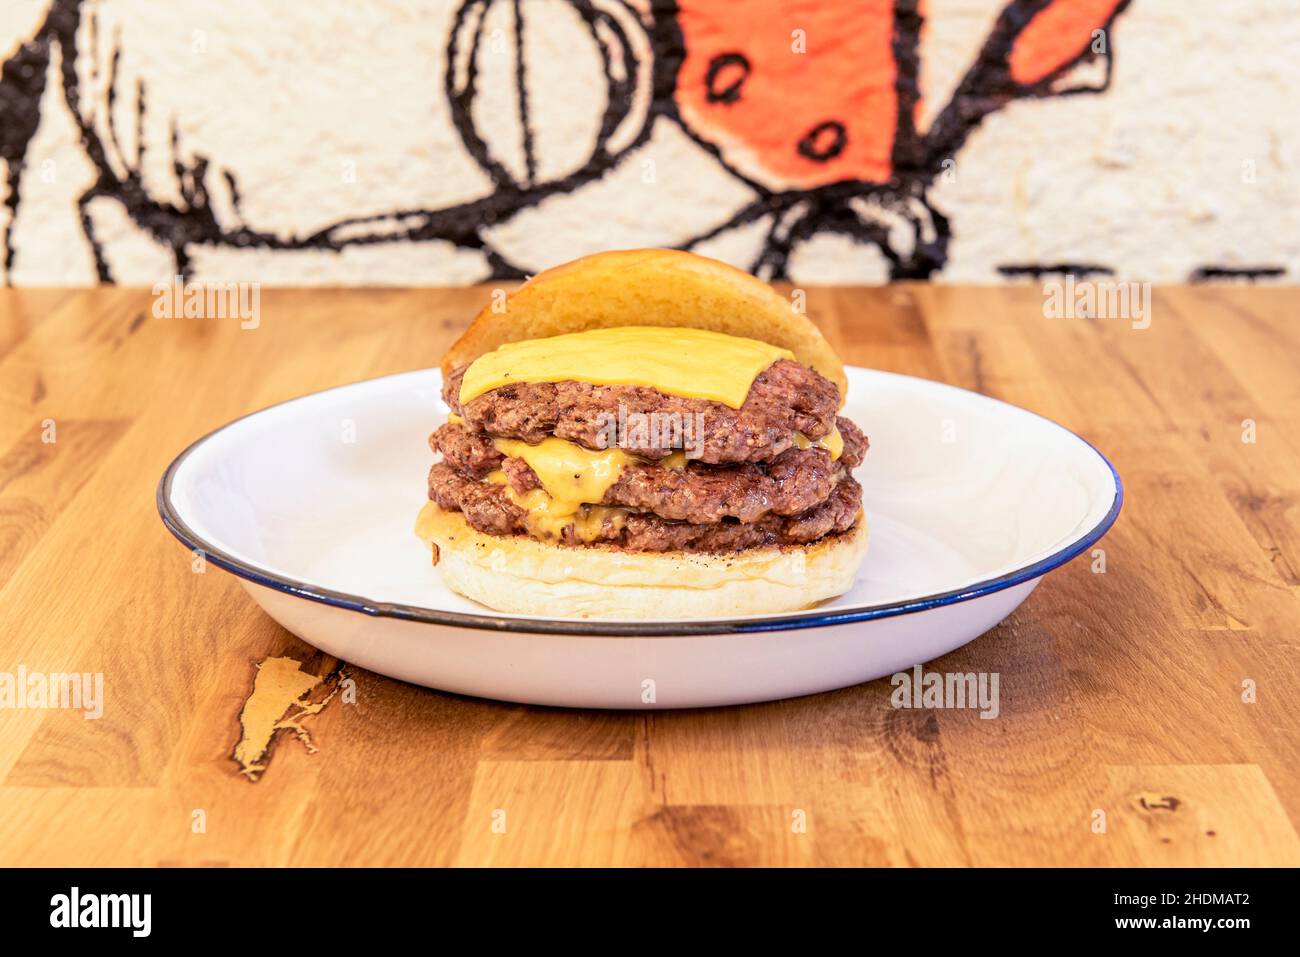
[416,503,868,621]
[443,249,848,401]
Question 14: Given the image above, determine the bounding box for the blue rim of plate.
[156,370,1123,638]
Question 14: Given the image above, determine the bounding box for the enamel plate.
[158,367,1121,709]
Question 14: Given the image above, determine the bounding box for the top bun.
[442,249,848,401]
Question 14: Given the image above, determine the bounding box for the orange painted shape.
[675,0,898,189]
[1009,0,1124,85]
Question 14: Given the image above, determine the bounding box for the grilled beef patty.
[442,358,840,465]
[431,419,868,525]
[428,461,863,552]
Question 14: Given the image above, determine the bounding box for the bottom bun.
[414,502,869,620]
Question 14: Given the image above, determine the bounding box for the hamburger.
[415,249,869,619]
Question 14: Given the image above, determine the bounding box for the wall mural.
[0,0,1156,284]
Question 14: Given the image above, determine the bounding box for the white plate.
[158,366,1121,709]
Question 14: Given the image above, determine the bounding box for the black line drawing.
[0,0,1158,286]
[1189,266,1287,283]
[999,263,1116,279]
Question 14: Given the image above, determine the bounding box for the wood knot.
[1137,793,1181,812]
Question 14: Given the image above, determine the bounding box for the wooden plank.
[0,286,1296,867]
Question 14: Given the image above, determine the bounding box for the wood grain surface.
[0,284,1297,867]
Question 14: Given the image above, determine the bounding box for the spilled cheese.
[481,429,840,541]
[458,326,794,408]
[490,437,634,543]
[792,427,844,460]
[494,436,632,503]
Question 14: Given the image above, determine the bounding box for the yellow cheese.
[792,427,843,460]
[489,437,635,543]
[494,436,632,504]
[458,326,794,409]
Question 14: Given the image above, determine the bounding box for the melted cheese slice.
[491,437,634,542]
[458,326,794,408]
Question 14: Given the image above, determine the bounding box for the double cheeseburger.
[415,249,869,619]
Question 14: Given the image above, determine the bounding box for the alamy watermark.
[890,664,1000,719]
[152,275,260,329]
[1043,276,1150,330]
[50,887,150,937]
[0,665,103,719]
[595,403,707,458]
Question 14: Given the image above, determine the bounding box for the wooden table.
[0,285,1296,867]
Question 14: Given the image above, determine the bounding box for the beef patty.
[431,419,868,525]
[442,358,840,464]
[427,461,863,552]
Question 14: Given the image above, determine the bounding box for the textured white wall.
[934,0,1300,282]
[0,0,1295,285]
